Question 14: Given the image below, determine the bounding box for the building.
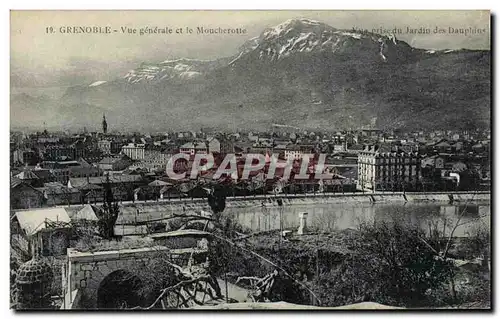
[421,155,445,169]
[12,148,39,166]
[357,145,422,192]
[67,165,102,180]
[251,139,274,155]
[284,144,304,161]
[14,170,41,187]
[140,147,174,170]
[38,159,101,184]
[429,139,452,153]
[31,169,55,185]
[206,137,220,154]
[36,182,82,206]
[42,142,87,161]
[97,139,111,154]
[11,178,45,209]
[68,174,145,202]
[218,135,235,155]
[330,135,348,152]
[98,139,123,155]
[13,207,71,256]
[98,154,133,171]
[360,129,382,138]
[179,141,208,156]
[121,143,145,160]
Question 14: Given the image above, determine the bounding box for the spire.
[102,113,108,134]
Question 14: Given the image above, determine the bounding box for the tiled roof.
[180,142,207,150]
[32,169,54,180]
[99,156,124,164]
[15,170,39,180]
[69,175,143,188]
[148,180,172,187]
[36,186,80,195]
[11,177,23,188]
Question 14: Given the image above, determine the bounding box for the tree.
[206,184,226,218]
[96,175,120,239]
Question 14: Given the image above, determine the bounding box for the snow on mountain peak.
[227,19,413,64]
[123,58,215,83]
[277,18,322,29]
[240,18,390,62]
[89,80,107,87]
[263,18,325,38]
[123,19,414,82]
[160,58,210,64]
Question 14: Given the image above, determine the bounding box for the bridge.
[62,240,213,309]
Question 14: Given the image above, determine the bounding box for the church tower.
[102,114,108,134]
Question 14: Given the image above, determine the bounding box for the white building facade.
[357,145,422,192]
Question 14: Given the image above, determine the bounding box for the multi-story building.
[98,139,123,155]
[42,142,87,161]
[140,147,174,170]
[11,148,39,166]
[218,136,235,155]
[330,135,347,152]
[39,159,102,184]
[357,145,422,192]
[121,143,145,160]
[284,144,304,161]
[98,154,133,171]
[98,139,112,155]
[179,141,208,156]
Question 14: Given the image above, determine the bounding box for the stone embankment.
[117,191,490,210]
[60,191,490,214]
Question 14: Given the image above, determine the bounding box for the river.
[229,201,490,237]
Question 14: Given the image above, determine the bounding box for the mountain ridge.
[11,18,491,132]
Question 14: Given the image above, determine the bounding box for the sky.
[11,10,490,87]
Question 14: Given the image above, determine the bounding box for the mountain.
[231,18,420,64]
[122,58,231,84]
[14,18,490,132]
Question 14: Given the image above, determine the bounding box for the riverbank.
[117,191,491,212]
[55,191,490,236]
[56,191,490,214]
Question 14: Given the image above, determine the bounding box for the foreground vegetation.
[209,216,490,309]
[10,183,490,309]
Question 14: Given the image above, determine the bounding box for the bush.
[463,223,490,260]
[320,220,454,307]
